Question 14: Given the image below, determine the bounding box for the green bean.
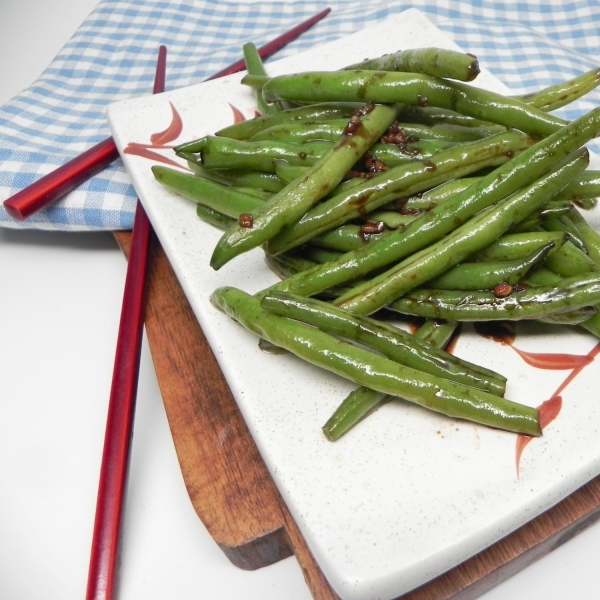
[555,170,600,208]
[211,286,540,436]
[188,162,285,192]
[264,251,317,280]
[178,136,332,172]
[426,242,555,290]
[210,104,401,269]
[387,272,600,323]
[359,211,421,230]
[272,159,308,184]
[321,318,459,441]
[400,105,494,128]
[252,118,499,144]
[300,246,343,264]
[395,177,481,210]
[510,203,574,233]
[249,120,352,143]
[309,224,393,252]
[468,231,567,262]
[243,42,280,116]
[368,140,458,165]
[335,148,588,315]
[515,67,600,111]
[246,70,567,137]
[261,291,507,395]
[214,102,363,140]
[414,319,458,347]
[343,47,481,82]
[322,387,390,441]
[546,241,600,277]
[152,165,264,217]
[196,204,234,230]
[266,130,534,255]
[540,216,588,253]
[564,205,600,265]
[266,107,600,299]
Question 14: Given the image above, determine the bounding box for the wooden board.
[114,229,600,600]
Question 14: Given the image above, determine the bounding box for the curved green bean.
[211,286,540,436]
[152,165,264,217]
[515,67,600,111]
[260,291,507,395]
[343,47,481,81]
[210,103,401,269]
[266,107,600,299]
[388,272,600,323]
[266,130,534,255]
[178,136,332,172]
[214,102,363,140]
[322,318,459,441]
[335,148,588,315]
[468,231,567,262]
[426,242,555,290]
[246,70,567,137]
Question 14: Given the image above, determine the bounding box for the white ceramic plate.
[107,9,600,599]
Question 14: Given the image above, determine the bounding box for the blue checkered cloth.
[1,0,599,230]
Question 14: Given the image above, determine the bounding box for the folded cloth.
[1,0,598,231]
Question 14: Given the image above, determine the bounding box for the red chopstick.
[84,45,166,600]
[207,7,331,80]
[2,7,331,221]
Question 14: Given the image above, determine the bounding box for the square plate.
[107,9,600,599]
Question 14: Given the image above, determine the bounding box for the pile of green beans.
[153,46,600,440]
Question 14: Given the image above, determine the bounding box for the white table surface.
[1,2,600,599]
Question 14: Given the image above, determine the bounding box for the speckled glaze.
[107,10,600,600]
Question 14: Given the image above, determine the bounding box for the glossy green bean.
[243,42,280,116]
[251,119,499,144]
[468,231,567,262]
[211,286,540,435]
[322,319,458,441]
[246,70,567,137]
[266,107,600,299]
[426,242,554,290]
[260,291,507,394]
[546,240,600,277]
[343,47,481,81]
[210,104,401,269]
[214,102,362,140]
[188,162,285,193]
[266,130,534,255]
[388,272,600,323]
[178,136,332,172]
[515,67,600,111]
[152,165,264,217]
[565,205,600,265]
[335,148,588,315]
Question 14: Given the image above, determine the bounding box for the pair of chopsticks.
[66,10,330,600]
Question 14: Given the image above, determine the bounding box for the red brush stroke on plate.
[515,340,600,476]
[515,395,563,476]
[123,145,183,169]
[150,102,183,145]
[511,347,594,370]
[229,103,246,123]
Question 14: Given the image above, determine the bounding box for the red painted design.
[124,102,190,171]
[150,102,183,144]
[511,347,594,370]
[514,340,600,476]
[123,146,183,169]
[474,322,600,476]
[229,103,247,123]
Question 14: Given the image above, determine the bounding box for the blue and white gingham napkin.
[1,0,598,231]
